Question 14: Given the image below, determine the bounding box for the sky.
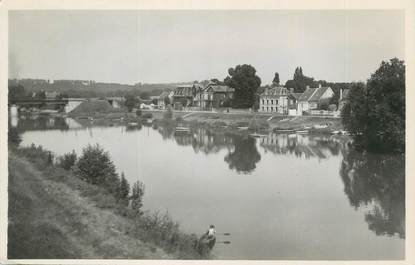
[9,10,404,85]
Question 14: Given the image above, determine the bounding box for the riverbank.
[66,108,343,135]
[8,146,203,259]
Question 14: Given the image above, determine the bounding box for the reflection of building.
[260,133,341,159]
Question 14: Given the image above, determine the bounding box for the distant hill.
[8,79,193,98]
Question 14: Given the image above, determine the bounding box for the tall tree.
[285,67,315,93]
[118,173,130,206]
[224,64,261,108]
[131,180,145,216]
[341,58,405,153]
[124,94,138,112]
[272,72,280,86]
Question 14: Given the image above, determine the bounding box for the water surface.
[17,116,405,259]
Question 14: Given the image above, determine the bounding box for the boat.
[175,126,190,132]
[249,133,267,138]
[197,234,216,255]
[295,129,309,134]
[274,128,294,133]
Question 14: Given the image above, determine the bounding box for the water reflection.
[15,115,70,131]
[224,135,261,174]
[340,148,405,238]
[260,133,344,159]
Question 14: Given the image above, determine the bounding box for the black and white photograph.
[1,0,413,262]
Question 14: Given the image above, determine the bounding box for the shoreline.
[64,108,344,136]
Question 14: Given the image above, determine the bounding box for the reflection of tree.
[340,149,405,238]
[224,135,261,174]
[260,133,343,159]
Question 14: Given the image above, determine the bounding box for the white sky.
[9,10,404,85]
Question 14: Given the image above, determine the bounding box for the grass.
[8,145,204,259]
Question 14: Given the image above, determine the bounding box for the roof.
[173,86,194,97]
[289,93,302,100]
[158,91,170,98]
[261,87,288,97]
[205,84,234,93]
[298,86,331,102]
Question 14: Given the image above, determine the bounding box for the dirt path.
[8,153,172,259]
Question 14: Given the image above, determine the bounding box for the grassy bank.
[8,145,203,259]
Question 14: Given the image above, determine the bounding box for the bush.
[75,144,120,196]
[57,150,77,170]
[130,180,145,216]
[8,128,22,147]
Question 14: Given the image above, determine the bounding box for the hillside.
[8,152,173,259]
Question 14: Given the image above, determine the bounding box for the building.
[338,88,350,111]
[297,85,334,114]
[157,91,174,109]
[193,83,234,110]
[172,85,195,109]
[288,92,302,116]
[259,86,289,114]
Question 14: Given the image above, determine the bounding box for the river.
[15,115,405,260]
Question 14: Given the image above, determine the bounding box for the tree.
[341,58,405,153]
[118,173,130,207]
[8,84,26,101]
[139,91,150,100]
[124,94,138,112]
[131,180,145,216]
[285,67,315,93]
[36,91,46,100]
[8,127,21,147]
[272,72,280,86]
[341,82,368,140]
[366,58,405,152]
[57,150,77,170]
[75,144,120,195]
[224,64,261,108]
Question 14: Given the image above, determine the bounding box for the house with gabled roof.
[172,84,195,109]
[297,84,334,114]
[194,82,234,110]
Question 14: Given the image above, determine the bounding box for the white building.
[259,87,289,114]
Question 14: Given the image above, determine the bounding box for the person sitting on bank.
[206,225,216,239]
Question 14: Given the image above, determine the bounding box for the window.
[276,100,278,105]
[271,107,273,112]
[271,100,273,105]
[267,100,269,105]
